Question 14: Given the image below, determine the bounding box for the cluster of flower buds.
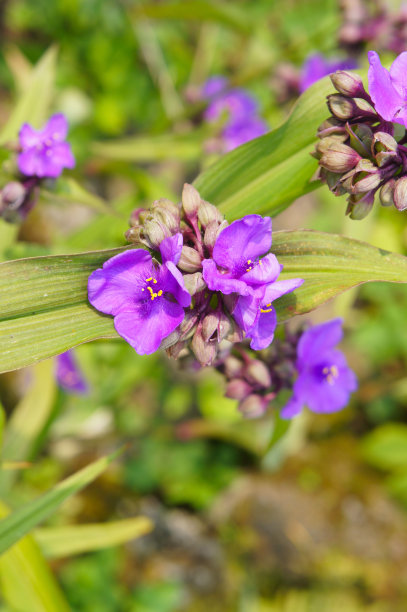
[214,318,358,420]
[88,184,303,366]
[214,326,302,418]
[0,113,75,222]
[313,65,407,218]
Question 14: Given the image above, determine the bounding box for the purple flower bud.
[1,181,26,211]
[327,94,376,121]
[319,142,361,172]
[330,70,366,98]
[225,378,252,400]
[393,177,407,210]
[198,200,224,228]
[245,359,272,389]
[191,324,217,366]
[238,394,270,419]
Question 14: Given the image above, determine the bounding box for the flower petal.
[19,123,42,148]
[88,249,152,316]
[159,233,183,265]
[41,142,75,177]
[280,395,303,419]
[17,149,49,177]
[162,261,191,307]
[389,52,407,98]
[202,258,251,295]
[232,293,263,332]
[294,371,352,414]
[42,113,69,142]
[114,298,185,355]
[56,351,88,394]
[368,50,404,122]
[240,253,282,286]
[297,318,344,365]
[246,307,277,350]
[212,215,272,272]
[262,277,304,304]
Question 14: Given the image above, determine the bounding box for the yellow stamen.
[260,302,273,313]
[323,365,339,385]
[145,277,153,282]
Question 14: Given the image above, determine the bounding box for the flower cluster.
[215,319,357,419]
[0,113,74,222]
[313,51,407,218]
[88,184,303,364]
[201,77,268,152]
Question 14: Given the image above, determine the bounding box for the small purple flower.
[201,76,228,99]
[204,89,259,123]
[18,113,75,178]
[202,215,303,350]
[281,319,358,419]
[222,116,268,151]
[88,234,191,355]
[368,50,407,127]
[56,350,88,394]
[300,53,358,92]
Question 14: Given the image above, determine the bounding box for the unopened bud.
[178,246,202,272]
[143,219,172,248]
[320,142,361,172]
[1,181,26,211]
[179,311,199,339]
[166,340,188,360]
[245,359,272,389]
[202,312,219,342]
[198,200,223,228]
[225,379,252,400]
[393,177,407,211]
[347,194,374,219]
[238,394,269,419]
[125,226,143,244]
[379,179,395,207]
[151,198,179,217]
[224,355,243,378]
[191,326,216,366]
[182,183,201,217]
[129,207,146,226]
[183,272,206,296]
[327,94,375,120]
[217,310,231,342]
[204,221,220,250]
[330,71,365,98]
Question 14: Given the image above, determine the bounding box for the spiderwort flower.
[56,351,88,394]
[367,50,407,127]
[88,234,191,355]
[202,215,304,350]
[18,113,75,178]
[300,53,358,92]
[281,318,358,419]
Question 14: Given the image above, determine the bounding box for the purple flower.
[87,234,191,355]
[56,351,88,394]
[300,53,358,92]
[201,76,228,99]
[204,89,259,123]
[367,50,407,127]
[18,113,75,178]
[281,319,358,419]
[222,116,268,151]
[202,215,303,350]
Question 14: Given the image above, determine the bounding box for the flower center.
[260,301,273,313]
[322,364,339,385]
[141,276,163,301]
[245,258,262,273]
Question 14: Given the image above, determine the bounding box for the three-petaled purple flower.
[202,77,268,151]
[88,234,191,355]
[18,113,75,178]
[202,215,303,350]
[300,53,358,92]
[56,350,88,394]
[368,50,407,127]
[281,318,358,419]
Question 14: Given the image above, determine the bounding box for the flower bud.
[327,94,375,120]
[143,219,172,248]
[151,206,180,234]
[1,181,26,211]
[225,379,252,400]
[217,310,231,342]
[166,340,188,360]
[129,207,146,226]
[245,359,272,388]
[393,177,407,211]
[151,198,179,217]
[347,194,374,219]
[330,70,366,98]
[203,221,220,250]
[238,394,269,419]
[182,183,201,217]
[224,355,243,378]
[198,200,223,228]
[319,142,361,173]
[379,179,395,207]
[177,246,202,272]
[202,312,219,342]
[183,272,206,296]
[125,226,143,244]
[179,311,199,339]
[191,326,216,366]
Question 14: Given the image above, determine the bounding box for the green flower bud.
[191,325,216,366]
[379,179,395,207]
[225,379,252,400]
[330,71,365,98]
[198,200,223,228]
[245,359,272,388]
[319,142,361,173]
[178,245,202,272]
[182,272,206,296]
[393,177,407,211]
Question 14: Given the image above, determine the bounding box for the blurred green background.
[1,0,407,610]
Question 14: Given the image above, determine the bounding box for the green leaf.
[0,47,57,144]
[41,178,114,215]
[0,501,70,612]
[133,0,252,33]
[0,450,121,556]
[91,133,203,163]
[0,231,407,373]
[194,75,339,219]
[35,517,153,559]
[361,424,407,471]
